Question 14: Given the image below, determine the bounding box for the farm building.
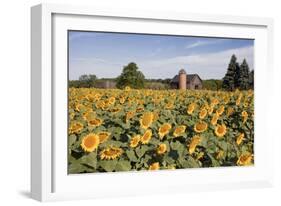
[170,69,203,90]
[95,80,116,89]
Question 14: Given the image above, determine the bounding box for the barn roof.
[170,74,202,83]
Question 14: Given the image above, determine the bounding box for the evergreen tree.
[249,70,254,89]
[222,54,238,91]
[238,59,250,90]
[234,62,241,88]
[116,62,145,89]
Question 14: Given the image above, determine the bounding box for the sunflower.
[211,98,219,105]
[140,112,154,129]
[214,124,227,138]
[119,96,126,104]
[242,111,248,117]
[227,107,234,117]
[199,108,207,119]
[189,135,201,154]
[166,165,176,170]
[100,146,123,160]
[236,97,241,106]
[75,103,86,112]
[243,102,249,108]
[95,100,105,110]
[149,162,160,170]
[237,152,253,166]
[69,121,84,134]
[236,133,244,145]
[165,102,174,110]
[109,107,121,114]
[153,111,159,121]
[69,112,75,120]
[85,94,95,102]
[216,150,224,159]
[97,132,111,143]
[158,123,172,139]
[194,121,208,133]
[157,143,167,154]
[81,133,100,152]
[140,130,152,144]
[208,106,214,115]
[108,96,116,105]
[82,111,96,121]
[88,118,103,127]
[124,86,131,91]
[173,125,186,137]
[224,96,230,104]
[125,111,135,122]
[130,135,141,148]
[216,105,225,116]
[242,111,248,123]
[187,103,196,115]
[211,114,219,126]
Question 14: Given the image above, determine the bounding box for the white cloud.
[185,39,224,49]
[72,57,122,66]
[138,46,254,79]
[69,46,254,80]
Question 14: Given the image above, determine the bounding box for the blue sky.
[69,31,254,80]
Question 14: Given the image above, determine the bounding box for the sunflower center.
[104,149,118,156]
[175,128,182,133]
[197,123,206,130]
[143,132,150,140]
[217,126,225,133]
[84,137,97,148]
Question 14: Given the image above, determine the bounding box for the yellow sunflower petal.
[140,112,154,129]
[194,121,208,133]
[214,124,227,138]
[149,162,160,170]
[81,133,100,152]
[140,130,152,144]
[237,152,253,166]
[130,135,141,148]
[158,123,172,139]
[189,135,201,154]
[100,146,123,160]
[98,132,111,143]
[173,125,186,137]
[157,143,167,154]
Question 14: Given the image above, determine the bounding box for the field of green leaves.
[68,87,254,173]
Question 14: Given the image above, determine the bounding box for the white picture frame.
[31,3,274,202]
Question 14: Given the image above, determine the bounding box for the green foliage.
[222,54,238,91]
[238,59,250,90]
[202,79,223,91]
[222,55,254,91]
[115,160,132,171]
[144,81,170,90]
[69,74,97,88]
[249,70,254,89]
[68,87,254,173]
[116,62,145,89]
[99,160,118,172]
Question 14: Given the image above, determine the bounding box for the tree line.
[69,55,254,91]
[222,54,254,91]
[69,62,147,89]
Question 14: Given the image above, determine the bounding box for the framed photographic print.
[31,3,274,201]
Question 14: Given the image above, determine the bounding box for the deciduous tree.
[116,62,145,89]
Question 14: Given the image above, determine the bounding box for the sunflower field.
[68,87,254,174]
